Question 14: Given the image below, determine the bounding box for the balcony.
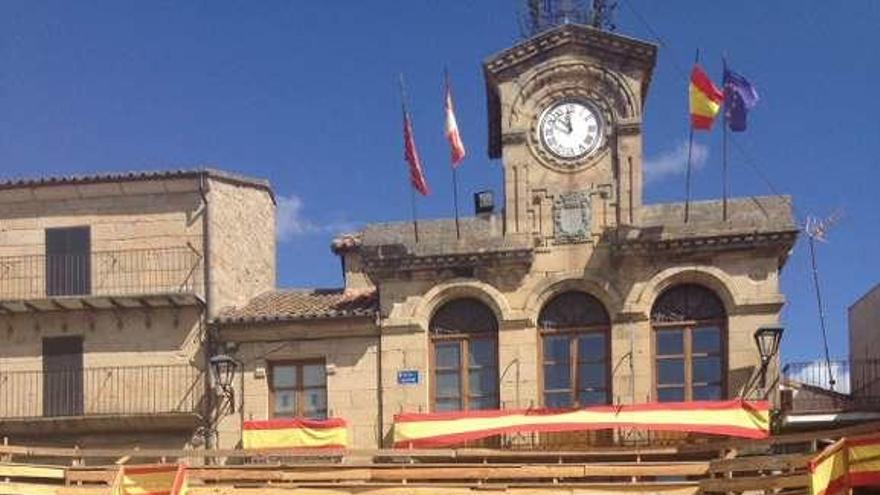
[0,247,203,312]
[0,364,206,435]
[781,358,880,414]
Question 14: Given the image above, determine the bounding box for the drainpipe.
[375,300,384,448]
[198,172,215,451]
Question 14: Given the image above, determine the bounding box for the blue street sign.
[397,370,419,385]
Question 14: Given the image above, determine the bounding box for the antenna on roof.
[518,0,617,38]
[804,210,843,391]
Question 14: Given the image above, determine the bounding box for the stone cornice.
[609,230,799,257]
[363,248,534,275]
[483,24,657,80]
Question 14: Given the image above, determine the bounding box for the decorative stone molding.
[523,273,625,325]
[622,265,741,318]
[406,279,517,333]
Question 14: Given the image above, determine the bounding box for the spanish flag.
[394,400,770,448]
[242,418,348,449]
[689,64,724,130]
[111,464,188,495]
[810,433,880,495]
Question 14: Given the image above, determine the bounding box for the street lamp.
[754,326,784,388]
[210,354,239,412]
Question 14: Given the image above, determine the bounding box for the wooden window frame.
[268,359,328,419]
[429,332,499,412]
[538,324,612,408]
[652,319,727,402]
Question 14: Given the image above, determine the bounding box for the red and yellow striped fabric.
[393,400,769,448]
[689,63,724,130]
[111,464,187,495]
[242,418,347,449]
[811,434,880,495]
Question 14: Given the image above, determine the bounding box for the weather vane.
[519,0,617,38]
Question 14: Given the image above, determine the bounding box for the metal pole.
[808,234,835,389]
[452,166,461,239]
[399,73,420,244]
[684,49,699,223]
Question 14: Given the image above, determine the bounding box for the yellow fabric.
[111,465,186,495]
[243,425,347,449]
[394,406,769,445]
[810,441,848,495]
[689,83,722,118]
[850,441,880,475]
[810,435,880,495]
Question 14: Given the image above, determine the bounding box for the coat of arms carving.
[553,191,591,244]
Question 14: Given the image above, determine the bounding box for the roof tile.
[217,288,377,324]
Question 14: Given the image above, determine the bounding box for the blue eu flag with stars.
[723,64,759,132]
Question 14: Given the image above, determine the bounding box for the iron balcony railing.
[781,358,880,413]
[0,364,206,419]
[0,247,202,301]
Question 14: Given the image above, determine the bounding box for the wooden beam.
[699,473,809,492]
[708,452,812,473]
[0,463,66,480]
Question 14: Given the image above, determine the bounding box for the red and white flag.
[444,73,466,167]
[403,110,430,196]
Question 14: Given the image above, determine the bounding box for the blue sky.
[1,1,878,362]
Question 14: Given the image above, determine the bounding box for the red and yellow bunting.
[689,63,724,130]
[393,400,769,448]
[242,418,348,449]
[811,434,880,495]
[111,464,187,495]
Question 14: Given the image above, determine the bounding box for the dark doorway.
[42,336,84,417]
[45,226,91,296]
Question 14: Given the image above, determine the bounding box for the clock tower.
[484,24,657,242]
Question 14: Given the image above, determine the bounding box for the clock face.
[539,100,604,160]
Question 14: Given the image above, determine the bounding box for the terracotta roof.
[216,288,377,324]
[0,167,274,201]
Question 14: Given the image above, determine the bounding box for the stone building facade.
[213,24,798,450]
[0,24,798,453]
[0,169,275,449]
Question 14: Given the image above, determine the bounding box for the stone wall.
[849,284,880,399]
[207,178,276,314]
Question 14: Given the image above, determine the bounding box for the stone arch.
[412,279,513,332]
[525,274,623,325]
[505,61,638,130]
[625,266,739,318]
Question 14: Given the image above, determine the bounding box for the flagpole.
[684,48,700,223]
[446,67,462,240]
[721,57,729,222]
[399,73,420,243]
[411,184,420,243]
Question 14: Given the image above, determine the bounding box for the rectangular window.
[655,326,724,402]
[541,331,609,408]
[45,226,91,296]
[431,337,498,411]
[269,360,327,419]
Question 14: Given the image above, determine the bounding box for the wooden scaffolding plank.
[0,463,66,480]
[699,473,809,492]
[708,452,813,473]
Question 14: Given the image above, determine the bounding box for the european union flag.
[723,65,759,132]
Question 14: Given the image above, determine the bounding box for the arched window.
[539,291,611,408]
[430,298,499,411]
[651,284,726,402]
